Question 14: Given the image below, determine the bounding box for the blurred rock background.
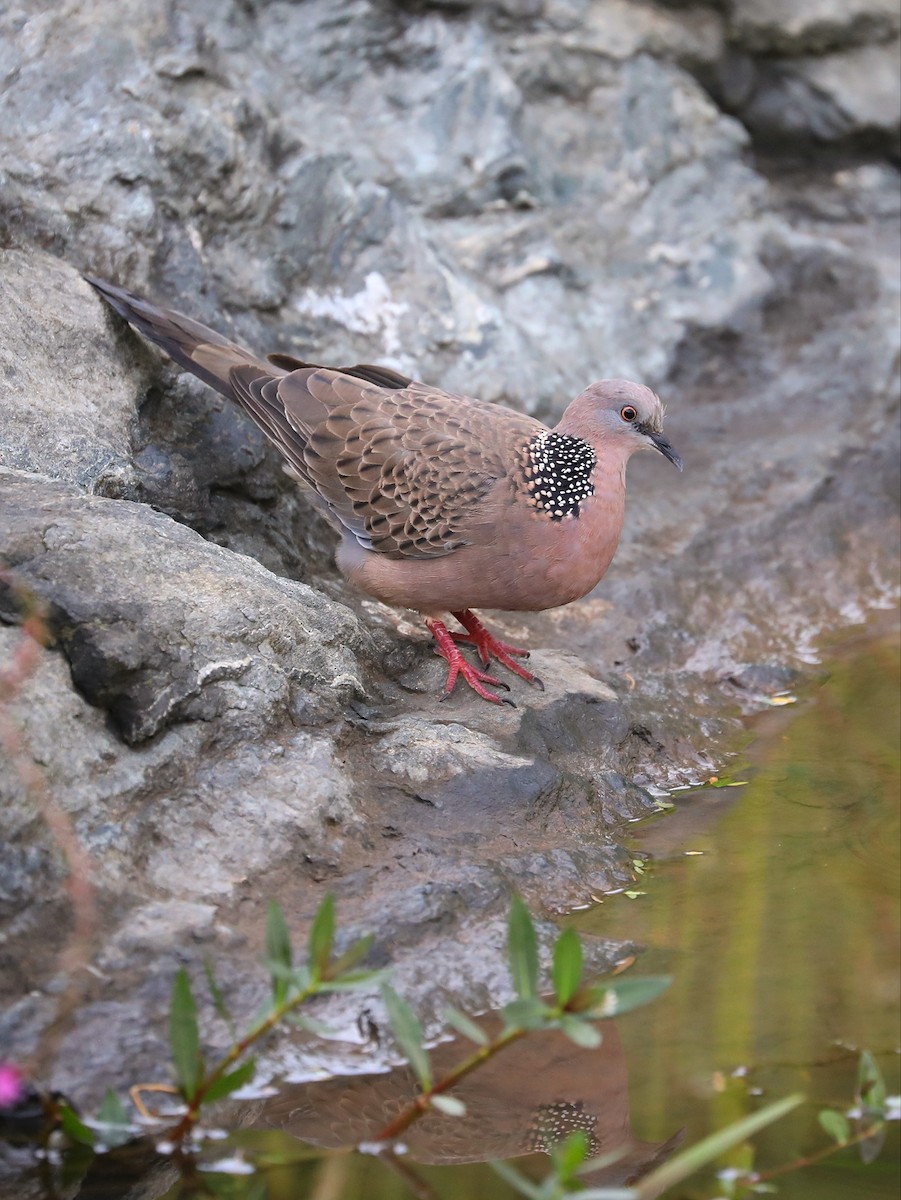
[0,0,898,1100]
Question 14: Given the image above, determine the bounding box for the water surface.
[5,628,899,1199]
[579,628,900,1198]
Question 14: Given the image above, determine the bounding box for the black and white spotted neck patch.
[522,431,596,520]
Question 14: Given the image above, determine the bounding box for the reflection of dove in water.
[258,1017,682,1189]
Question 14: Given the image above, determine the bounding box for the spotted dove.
[86,277,682,704]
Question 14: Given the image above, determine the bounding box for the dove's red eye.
[620,406,637,422]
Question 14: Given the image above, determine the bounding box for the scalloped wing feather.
[247,367,543,559]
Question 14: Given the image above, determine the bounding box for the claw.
[450,610,540,686]
[424,613,544,704]
[427,618,516,705]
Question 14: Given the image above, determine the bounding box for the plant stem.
[378,1147,440,1200]
[374,1025,527,1142]
[0,574,98,1085]
[168,980,320,1141]
[743,1120,885,1186]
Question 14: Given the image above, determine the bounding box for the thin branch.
[0,572,98,1083]
[374,1025,527,1143]
[165,978,321,1142]
[743,1120,886,1186]
[378,1147,441,1200]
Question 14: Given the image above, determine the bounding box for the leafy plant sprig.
[127,894,383,1144]
[716,1049,894,1195]
[50,894,896,1200]
[372,895,670,1143]
[492,1049,897,1200]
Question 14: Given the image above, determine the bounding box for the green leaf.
[558,1013,602,1048]
[381,983,431,1091]
[200,1176,267,1200]
[308,893,335,978]
[202,1059,256,1103]
[633,1094,803,1199]
[264,960,311,988]
[854,1055,888,1165]
[857,1049,887,1112]
[59,1103,96,1147]
[318,967,389,992]
[169,968,202,1102]
[97,1088,129,1127]
[490,1159,546,1200]
[327,933,374,979]
[431,1094,466,1116]
[203,956,236,1041]
[443,1005,489,1046]
[551,1128,590,1180]
[818,1108,850,1144]
[508,894,539,1002]
[575,974,671,1018]
[286,1011,337,1036]
[857,1120,886,1166]
[552,927,583,1007]
[503,996,549,1031]
[95,1089,131,1148]
[265,901,293,1006]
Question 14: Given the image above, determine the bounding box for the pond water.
[3,625,899,1199]
[577,626,901,1199]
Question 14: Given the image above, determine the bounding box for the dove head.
[556,379,683,470]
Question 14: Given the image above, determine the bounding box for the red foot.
[450,610,544,690]
[425,619,516,706]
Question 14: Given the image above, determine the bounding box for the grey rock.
[711,0,901,156]
[371,717,566,811]
[737,39,901,153]
[0,252,144,490]
[725,663,803,695]
[1,0,768,404]
[0,0,899,1122]
[141,731,359,898]
[99,901,218,966]
[562,0,725,67]
[0,469,379,743]
[729,0,900,56]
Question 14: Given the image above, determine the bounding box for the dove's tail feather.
[85,275,269,398]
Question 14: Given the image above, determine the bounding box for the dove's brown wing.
[229,365,543,559]
[86,277,544,560]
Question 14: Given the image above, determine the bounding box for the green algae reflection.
[582,630,901,1198]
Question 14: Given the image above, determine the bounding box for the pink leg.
[450,610,544,690]
[425,618,515,706]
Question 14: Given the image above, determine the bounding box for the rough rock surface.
[713,0,901,155]
[728,0,900,55]
[0,0,899,1110]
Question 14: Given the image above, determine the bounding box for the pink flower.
[0,1063,24,1107]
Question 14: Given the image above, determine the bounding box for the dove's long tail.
[85,275,268,399]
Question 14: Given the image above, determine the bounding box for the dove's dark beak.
[648,431,683,471]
